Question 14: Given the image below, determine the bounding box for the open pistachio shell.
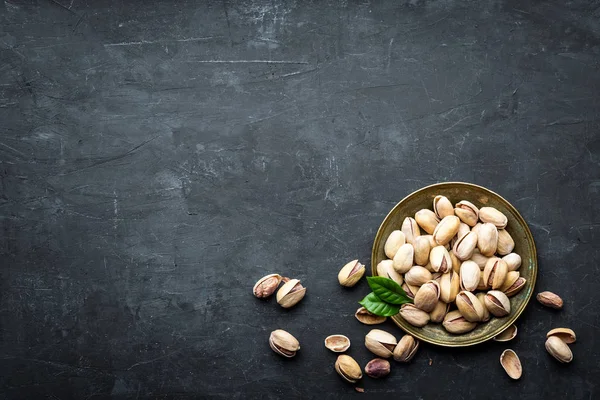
[365,329,398,358]
[546,328,576,344]
[500,349,522,379]
[454,200,479,226]
[393,334,419,362]
[494,324,517,342]
[269,329,300,358]
[338,260,365,287]
[325,334,351,353]
[355,307,387,325]
[276,279,306,308]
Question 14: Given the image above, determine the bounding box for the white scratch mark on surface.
[113,190,118,231]
[0,142,26,157]
[104,36,220,47]
[186,59,309,64]
[443,114,476,132]
[386,38,394,70]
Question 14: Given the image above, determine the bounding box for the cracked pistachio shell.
[485,290,511,317]
[325,335,351,353]
[497,229,515,256]
[276,279,306,308]
[393,243,414,274]
[415,209,440,235]
[546,328,576,344]
[500,349,522,379]
[253,274,283,298]
[453,231,479,261]
[439,270,460,303]
[500,271,520,293]
[393,334,419,362]
[454,200,479,226]
[442,310,477,334]
[433,215,461,246]
[430,245,452,273]
[433,195,454,219]
[402,282,418,299]
[504,276,526,297]
[470,249,489,270]
[270,329,300,357]
[494,324,517,342]
[365,329,397,358]
[483,257,508,290]
[476,293,490,322]
[456,291,485,322]
[384,230,406,259]
[401,217,421,245]
[545,336,573,363]
[338,260,365,287]
[460,260,481,292]
[355,307,387,325]
[376,260,403,286]
[413,236,431,266]
[502,253,522,271]
[477,223,498,256]
[335,355,362,383]
[414,280,440,312]
[365,358,390,379]
[479,207,508,229]
[399,304,430,327]
[404,265,432,286]
[429,300,450,323]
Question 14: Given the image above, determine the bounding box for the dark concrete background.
[1,0,599,398]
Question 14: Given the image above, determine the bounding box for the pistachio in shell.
[338,259,365,287]
[276,279,306,308]
[384,230,406,259]
[476,292,490,322]
[413,280,440,313]
[470,249,489,270]
[402,282,418,299]
[404,265,433,286]
[433,195,454,219]
[485,290,511,317]
[364,329,398,358]
[415,209,440,235]
[393,243,415,274]
[393,334,419,362]
[430,245,452,273]
[399,304,430,327]
[401,216,421,245]
[477,222,498,256]
[442,310,477,334]
[253,274,282,298]
[459,260,481,292]
[483,257,508,290]
[454,200,479,226]
[335,355,363,383]
[269,329,300,358]
[502,253,522,271]
[545,336,573,363]
[376,259,403,286]
[546,328,576,344]
[449,250,461,273]
[433,215,461,246]
[504,276,526,297]
[325,334,351,353]
[500,349,522,380]
[355,307,387,325]
[456,291,485,322]
[497,229,515,256]
[429,300,450,323]
[413,236,431,266]
[439,270,460,303]
[453,231,478,261]
[494,324,517,342]
[479,206,508,229]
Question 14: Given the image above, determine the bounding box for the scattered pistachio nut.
[500,349,522,380]
[433,195,454,219]
[429,300,450,323]
[401,217,421,245]
[536,291,563,310]
[415,209,440,235]
[413,236,431,266]
[276,279,306,308]
[477,222,499,256]
[325,334,351,353]
[365,329,398,358]
[494,324,517,342]
[399,304,430,327]
[545,335,573,363]
[479,207,508,229]
[404,265,433,286]
[442,310,477,334]
[338,260,365,287]
[502,252,522,271]
[365,358,391,378]
[393,243,415,274]
[384,230,406,259]
[546,328,576,344]
[355,307,387,325]
[335,355,363,383]
[485,290,511,317]
[393,334,419,362]
[269,329,300,358]
[413,280,440,312]
[253,274,283,298]
[433,215,461,245]
[456,291,485,322]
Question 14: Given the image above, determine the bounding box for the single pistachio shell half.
[545,336,573,363]
[276,279,306,308]
[355,307,387,325]
[504,276,527,297]
[253,274,283,298]
[393,334,419,362]
[546,328,576,344]
[433,195,454,219]
[335,355,363,383]
[338,260,365,287]
[325,334,351,353]
[500,349,522,380]
[364,329,398,358]
[384,230,406,259]
[494,324,517,342]
[269,329,300,358]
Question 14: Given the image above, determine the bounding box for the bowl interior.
[371,182,537,347]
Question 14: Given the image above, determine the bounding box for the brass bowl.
[371,182,537,347]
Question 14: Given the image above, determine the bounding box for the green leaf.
[367,276,413,305]
[359,292,400,316]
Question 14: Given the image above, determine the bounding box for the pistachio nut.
[459,260,481,292]
[502,253,522,271]
[429,300,450,323]
[479,206,508,229]
[355,307,387,325]
[384,230,406,259]
[404,265,433,286]
[325,334,351,353]
[439,270,460,303]
[430,245,452,273]
[415,209,440,235]
[497,229,515,256]
[545,336,573,363]
[364,329,398,358]
[471,222,483,237]
[500,349,522,380]
[494,324,517,342]
[476,270,488,291]
[377,259,404,286]
[483,257,508,290]
[499,271,520,293]
[401,216,421,245]
[476,293,490,322]
[457,222,471,240]
[269,329,300,358]
[414,280,440,312]
[453,231,478,261]
[335,355,363,383]
[546,328,576,344]
[401,282,418,299]
[413,236,431,266]
[253,274,283,298]
[456,291,485,322]
[432,272,443,282]
[470,250,489,270]
[477,223,498,256]
[399,304,430,327]
[442,310,477,334]
[454,200,479,226]
[433,215,461,246]
[422,234,437,249]
[504,276,526,297]
[449,250,461,273]
[338,260,365,287]
[424,262,435,273]
[393,334,419,362]
[433,195,454,218]
[536,291,563,309]
[484,290,511,317]
[393,243,415,274]
[276,279,306,308]
[365,358,391,379]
